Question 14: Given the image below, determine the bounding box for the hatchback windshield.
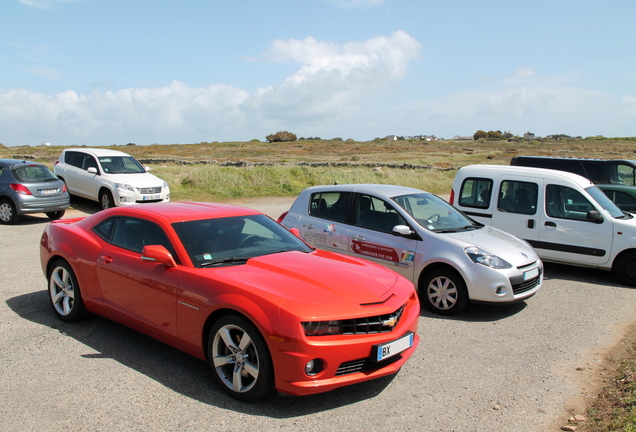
[98,156,145,174]
[173,214,313,267]
[392,193,478,232]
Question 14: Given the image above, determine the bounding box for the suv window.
[309,192,350,223]
[64,151,85,169]
[458,177,493,208]
[497,180,538,215]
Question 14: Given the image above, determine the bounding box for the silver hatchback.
[0,159,70,224]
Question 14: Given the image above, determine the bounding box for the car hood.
[103,172,165,187]
[445,225,539,266]
[217,250,400,307]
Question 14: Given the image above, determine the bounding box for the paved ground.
[2,197,636,432]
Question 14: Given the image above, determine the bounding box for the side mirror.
[289,227,302,239]
[87,167,98,174]
[145,166,151,172]
[392,225,413,236]
[587,210,604,224]
[141,245,177,267]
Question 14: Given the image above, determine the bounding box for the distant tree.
[473,130,488,140]
[266,131,297,143]
[487,130,503,139]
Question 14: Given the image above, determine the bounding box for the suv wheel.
[99,190,114,209]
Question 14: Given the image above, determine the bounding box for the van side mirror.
[587,210,604,224]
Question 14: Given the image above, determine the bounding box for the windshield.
[585,186,626,218]
[173,214,313,268]
[392,193,479,232]
[98,156,146,174]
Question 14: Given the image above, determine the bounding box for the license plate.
[523,268,539,281]
[143,194,160,201]
[39,189,58,195]
[373,332,414,362]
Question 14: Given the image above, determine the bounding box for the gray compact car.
[0,159,70,224]
[278,184,543,315]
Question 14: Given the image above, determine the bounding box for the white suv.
[54,148,170,209]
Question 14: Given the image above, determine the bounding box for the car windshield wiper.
[435,225,479,233]
[200,256,251,267]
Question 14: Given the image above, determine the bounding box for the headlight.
[302,320,343,336]
[465,246,512,269]
[163,181,169,189]
[114,183,135,192]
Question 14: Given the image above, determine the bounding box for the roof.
[303,183,427,197]
[459,164,595,188]
[0,159,46,167]
[62,148,133,157]
[103,201,262,223]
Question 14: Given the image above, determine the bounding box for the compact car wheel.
[46,210,66,220]
[48,259,87,322]
[0,199,19,224]
[614,252,636,287]
[208,315,274,401]
[100,190,114,209]
[420,268,469,315]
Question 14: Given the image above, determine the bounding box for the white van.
[450,165,636,286]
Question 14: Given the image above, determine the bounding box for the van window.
[309,192,350,223]
[458,178,493,208]
[546,185,595,221]
[610,163,636,186]
[497,180,538,215]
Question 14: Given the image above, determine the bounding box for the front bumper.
[462,260,543,304]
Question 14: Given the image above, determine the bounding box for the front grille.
[336,354,402,376]
[511,269,542,295]
[341,305,405,335]
[137,186,163,194]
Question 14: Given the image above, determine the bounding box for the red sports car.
[40,202,420,400]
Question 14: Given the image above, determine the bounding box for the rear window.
[11,165,57,182]
[309,192,351,223]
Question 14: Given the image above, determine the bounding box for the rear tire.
[0,199,19,224]
[419,268,469,315]
[48,259,87,322]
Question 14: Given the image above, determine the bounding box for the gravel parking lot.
[2,198,636,432]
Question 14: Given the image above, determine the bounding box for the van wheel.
[419,268,469,315]
[614,252,636,287]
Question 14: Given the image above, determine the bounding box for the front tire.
[48,259,87,322]
[420,268,469,315]
[614,252,636,287]
[99,190,114,210]
[208,315,274,401]
[0,199,20,224]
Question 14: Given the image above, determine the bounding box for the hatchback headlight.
[302,320,343,336]
[465,246,512,269]
[114,183,135,192]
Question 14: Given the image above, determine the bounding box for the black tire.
[47,259,87,322]
[46,210,66,220]
[614,252,636,287]
[0,199,20,224]
[419,268,469,315]
[207,315,274,401]
[99,190,114,210]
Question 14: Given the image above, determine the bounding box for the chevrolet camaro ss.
[40,202,420,400]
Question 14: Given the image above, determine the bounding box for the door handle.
[100,256,113,264]
[527,219,535,229]
[352,234,366,241]
[544,221,556,227]
[302,223,314,229]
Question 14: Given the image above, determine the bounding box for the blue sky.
[1,0,635,146]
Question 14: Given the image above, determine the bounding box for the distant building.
[452,135,474,141]
[523,132,535,140]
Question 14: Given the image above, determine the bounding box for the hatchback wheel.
[46,210,65,220]
[420,268,469,315]
[0,199,19,224]
[208,315,274,400]
[48,259,87,322]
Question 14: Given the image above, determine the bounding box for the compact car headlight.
[302,320,343,336]
[114,183,135,192]
[465,246,512,269]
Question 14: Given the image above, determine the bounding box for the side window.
[356,194,406,232]
[94,218,116,241]
[458,177,493,208]
[111,217,174,255]
[65,151,84,168]
[497,180,538,215]
[82,155,99,171]
[613,191,636,208]
[612,164,636,186]
[546,185,595,220]
[309,192,350,223]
